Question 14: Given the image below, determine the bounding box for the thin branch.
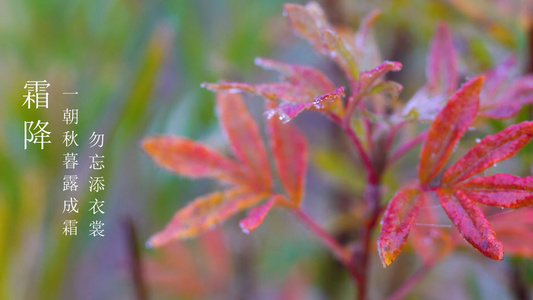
[385,252,449,300]
[291,207,362,283]
[328,112,376,182]
[387,131,427,167]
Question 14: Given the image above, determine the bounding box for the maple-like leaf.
[203,3,402,123]
[379,75,533,266]
[479,56,533,119]
[402,22,458,120]
[143,92,275,246]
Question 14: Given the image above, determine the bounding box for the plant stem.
[387,131,427,167]
[385,254,444,300]
[291,207,362,284]
[328,112,376,181]
[357,179,382,300]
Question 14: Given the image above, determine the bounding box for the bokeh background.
[1,0,533,299]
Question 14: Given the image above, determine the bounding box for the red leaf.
[142,136,244,184]
[147,189,266,247]
[216,91,271,191]
[377,188,421,267]
[436,188,503,260]
[359,61,402,92]
[239,194,286,233]
[264,87,345,123]
[491,208,533,258]
[418,76,484,185]
[267,107,308,205]
[442,121,533,184]
[426,22,458,94]
[203,82,313,103]
[254,57,335,94]
[456,174,533,208]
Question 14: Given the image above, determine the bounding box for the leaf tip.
[377,241,394,267]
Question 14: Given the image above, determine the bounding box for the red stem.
[385,253,446,300]
[328,112,376,182]
[387,131,428,167]
[291,207,363,284]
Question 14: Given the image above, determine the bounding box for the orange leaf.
[435,188,503,260]
[142,136,244,184]
[418,76,484,186]
[377,188,421,267]
[239,194,286,233]
[442,121,533,184]
[216,91,271,191]
[267,107,308,205]
[147,189,265,247]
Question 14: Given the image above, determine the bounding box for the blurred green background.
[1,0,533,299]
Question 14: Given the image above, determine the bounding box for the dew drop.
[475,138,481,143]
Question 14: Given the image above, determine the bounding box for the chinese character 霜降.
[24,121,51,150]
[23,80,50,109]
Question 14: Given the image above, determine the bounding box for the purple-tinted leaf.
[254,57,335,94]
[426,22,458,94]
